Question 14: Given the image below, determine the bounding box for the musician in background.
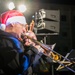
[0,10,44,75]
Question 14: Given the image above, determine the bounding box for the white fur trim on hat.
[6,16,27,26]
[0,24,6,31]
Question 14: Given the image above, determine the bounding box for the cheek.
[18,28,23,33]
[15,27,23,33]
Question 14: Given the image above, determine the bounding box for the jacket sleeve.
[0,36,30,73]
[9,37,30,71]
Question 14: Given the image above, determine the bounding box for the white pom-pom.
[0,24,6,31]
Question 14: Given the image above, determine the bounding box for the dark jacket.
[0,29,38,75]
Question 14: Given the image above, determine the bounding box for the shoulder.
[0,30,24,52]
[0,29,18,41]
[0,30,17,47]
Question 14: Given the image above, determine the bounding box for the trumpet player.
[0,10,44,75]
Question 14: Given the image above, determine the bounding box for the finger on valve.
[27,30,37,40]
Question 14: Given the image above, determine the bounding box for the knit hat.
[0,10,27,30]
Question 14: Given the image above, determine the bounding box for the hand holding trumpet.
[22,20,44,53]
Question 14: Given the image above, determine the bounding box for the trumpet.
[23,34,61,61]
[22,34,75,73]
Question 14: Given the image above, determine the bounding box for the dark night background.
[32,0,75,5]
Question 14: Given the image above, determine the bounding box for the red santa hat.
[0,10,27,30]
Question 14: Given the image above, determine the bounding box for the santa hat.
[0,10,27,30]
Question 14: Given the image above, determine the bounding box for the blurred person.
[0,10,44,75]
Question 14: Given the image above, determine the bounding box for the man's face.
[12,23,26,38]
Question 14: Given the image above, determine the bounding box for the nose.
[23,27,26,33]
